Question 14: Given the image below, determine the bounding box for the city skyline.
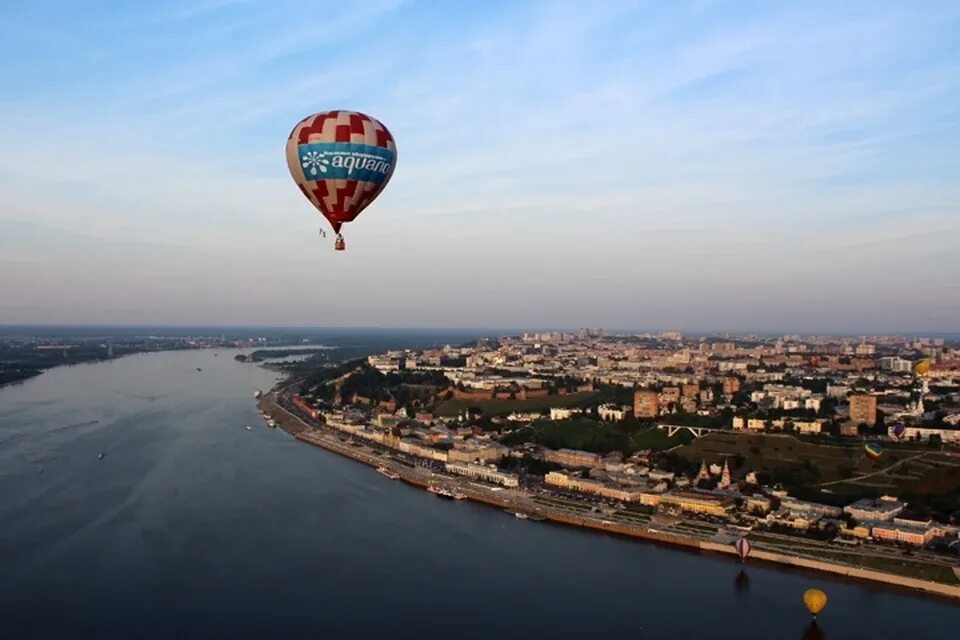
[1,1,958,331]
[2,323,960,339]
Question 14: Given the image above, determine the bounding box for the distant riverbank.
[0,340,325,389]
[260,391,960,603]
[0,346,190,388]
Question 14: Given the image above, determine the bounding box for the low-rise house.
[545,471,645,502]
[506,411,543,422]
[745,495,772,514]
[790,419,825,435]
[840,422,860,437]
[544,448,602,469]
[870,518,944,546]
[654,490,735,517]
[780,497,843,520]
[446,462,519,488]
[447,441,508,464]
[839,524,872,540]
[647,469,675,482]
[598,404,628,421]
[844,496,906,522]
[394,437,448,462]
[292,395,321,421]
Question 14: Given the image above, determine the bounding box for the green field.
[433,391,596,417]
[748,531,959,584]
[502,420,691,455]
[629,427,693,451]
[678,432,885,483]
[810,549,959,585]
[674,432,960,513]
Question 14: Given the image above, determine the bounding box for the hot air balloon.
[892,423,906,440]
[864,442,883,460]
[803,588,827,618]
[286,110,397,251]
[735,537,752,563]
[915,360,930,376]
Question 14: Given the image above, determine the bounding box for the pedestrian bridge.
[655,424,725,439]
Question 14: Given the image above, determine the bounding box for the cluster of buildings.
[291,393,517,468]
[770,495,958,546]
[542,453,959,546]
[289,386,959,547]
[365,331,960,443]
[545,470,738,516]
[288,331,960,551]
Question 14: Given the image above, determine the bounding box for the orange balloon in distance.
[803,588,828,617]
[286,110,397,250]
[915,360,930,376]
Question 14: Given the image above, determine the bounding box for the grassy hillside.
[433,391,596,417]
[501,419,692,455]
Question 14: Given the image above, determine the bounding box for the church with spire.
[695,458,734,490]
[717,459,732,490]
[696,460,710,484]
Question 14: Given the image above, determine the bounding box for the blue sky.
[1,0,958,332]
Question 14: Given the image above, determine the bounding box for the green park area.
[820,550,959,584]
[749,532,959,585]
[678,432,869,483]
[500,418,692,455]
[675,432,960,516]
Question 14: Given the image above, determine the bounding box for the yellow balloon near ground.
[915,360,930,376]
[803,588,828,616]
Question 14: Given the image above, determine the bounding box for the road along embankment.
[258,392,960,602]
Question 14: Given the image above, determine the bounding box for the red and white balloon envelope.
[286,110,397,251]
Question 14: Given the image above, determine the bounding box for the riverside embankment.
[259,391,960,602]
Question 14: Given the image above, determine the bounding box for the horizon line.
[1,323,957,339]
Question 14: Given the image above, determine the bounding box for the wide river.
[1,347,957,639]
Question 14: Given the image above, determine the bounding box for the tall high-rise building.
[633,390,659,419]
[849,394,878,426]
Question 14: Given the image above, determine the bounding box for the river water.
[0,347,957,639]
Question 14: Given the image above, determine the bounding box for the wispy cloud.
[0,0,957,330]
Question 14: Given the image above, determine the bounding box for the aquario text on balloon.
[286,110,397,251]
